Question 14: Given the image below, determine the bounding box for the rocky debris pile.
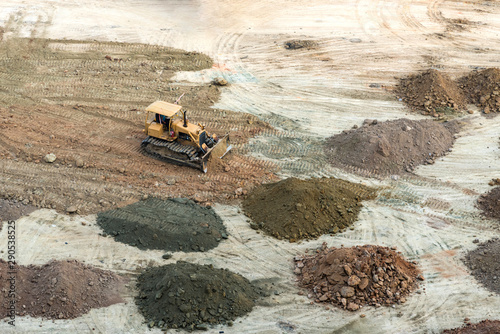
[442,320,500,333]
[135,261,258,331]
[97,197,227,252]
[463,238,500,295]
[477,187,500,221]
[284,39,318,50]
[324,118,459,175]
[0,259,126,319]
[242,177,375,242]
[396,69,467,116]
[295,244,422,311]
[0,198,37,223]
[459,68,500,114]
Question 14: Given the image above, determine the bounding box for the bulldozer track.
[141,136,204,171]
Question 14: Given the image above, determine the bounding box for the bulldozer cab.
[144,101,182,140]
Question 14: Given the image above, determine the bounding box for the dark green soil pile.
[396,69,467,115]
[459,68,500,114]
[242,177,375,242]
[284,39,318,50]
[135,262,258,331]
[463,238,500,295]
[97,198,227,252]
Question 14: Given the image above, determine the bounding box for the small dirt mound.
[459,68,500,114]
[284,39,318,50]
[242,177,375,242]
[135,261,258,330]
[477,186,500,221]
[295,244,422,311]
[442,320,500,334]
[396,69,467,115]
[324,118,459,175]
[463,238,500,295]
[0,259,126,320]
[97,197,227,252]
[0,198,37,223]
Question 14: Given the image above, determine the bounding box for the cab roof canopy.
[146,101,182,117]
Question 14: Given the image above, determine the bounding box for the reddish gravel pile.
[295,244,422,311]
[0,259,126,319]
[396,69,467,115]
[442,320,500,334]
[324,118,459,175]
[459,68,500,114]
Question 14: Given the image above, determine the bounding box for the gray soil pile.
[295,244,422,311]
[396,69,467,115]
[442,320,500,334]
[135,261,258,330]
[0,198,37,222]
[459,68,500,114]
[97,198,227,252]
[0,259,126,319]
[477,187,500,221]
[463,238,500,295]
[324,118,459,175]
[284,39,318,50]
[242,177,375,242]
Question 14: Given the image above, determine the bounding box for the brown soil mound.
[477,186,500,221]
[242,177,376,242]
[295,244,422,311]
[324,118,459,175]
[97,197,227,252]
[442,320,500,334]
[396,69,467,115]
[135,261,258,331]
[459,68,500,114]
[0,259,126,320]
[463,238,500,295]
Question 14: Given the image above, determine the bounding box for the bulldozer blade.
[202,134,231,160]
[219,144,232,159]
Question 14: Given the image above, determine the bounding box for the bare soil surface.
[0,199,37,223]
[324,118,460,175]
[97,197,227,252]
[135,261,258,330]
[463,238,500,295]
[0,37,276,215]
[0,259,127,320]
[295,244,421,312]
[442,320,500,334]
[242,177,376,241]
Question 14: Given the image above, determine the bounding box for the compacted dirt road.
[1,0,500,333]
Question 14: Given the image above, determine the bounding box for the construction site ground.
[1,0,500,333]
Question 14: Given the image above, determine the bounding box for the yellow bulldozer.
[141,100,231,172]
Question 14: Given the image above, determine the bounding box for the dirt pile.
[97,197,227,252]
[0,199,37,222]
[0,259,126,319]
[477,186,500,221]
[324,118,459,175]
[442,320,500,334]
[459,68,500,114]
[135,261,258,330]
[295,244,422,311]
[284,40,318,50]
[242,177,375,242]
[463,238,500,295]
[396,69,467,115]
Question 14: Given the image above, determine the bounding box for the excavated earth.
[396,69,467,116]
[0,199,37,223]
[97,197,227,252]
[477,186,500,221]
[459,68,500,114]
[135,261,258,330]
[0,37,276,216]
[242,177,376,242]
[463,238,500,295]
[295,244,422,311]
[0,259,126,320]
[442,320,500,334]
[324,118,460,175]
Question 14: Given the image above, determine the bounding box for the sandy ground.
[1,0,500,333]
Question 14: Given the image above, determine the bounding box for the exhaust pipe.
[183,110,188,127]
